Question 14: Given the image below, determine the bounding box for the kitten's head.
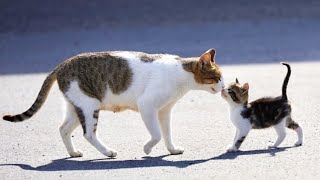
[192,49,224,94]
[221,78,249,105]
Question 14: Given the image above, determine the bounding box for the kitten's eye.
[216,77,221,81]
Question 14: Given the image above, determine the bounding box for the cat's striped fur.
[3,49,225,157]
[221,63,303,152]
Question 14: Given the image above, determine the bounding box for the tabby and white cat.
[221,63,303,152]
[3,49,225,157]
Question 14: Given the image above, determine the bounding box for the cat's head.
[191,49,224,94]
[221,78,249,105]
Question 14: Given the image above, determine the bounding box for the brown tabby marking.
[226,79,249,104]
[138,53,163,63]
[56,53,133,101]
[2,71,57,122]
[74,105,86,134]
[3,49,223,123]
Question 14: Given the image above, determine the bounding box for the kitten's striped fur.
[221,63,303,152]
[3,49,225,157]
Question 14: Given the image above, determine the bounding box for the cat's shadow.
[0,146,294,171]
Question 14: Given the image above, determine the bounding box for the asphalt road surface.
[1,62,320,179]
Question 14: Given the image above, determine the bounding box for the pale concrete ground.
[0,62,320,179]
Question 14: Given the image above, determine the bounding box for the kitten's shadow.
[211,146,294,160]
[0,146,294,171]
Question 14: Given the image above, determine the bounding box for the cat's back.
[249,96,288,107]
[245,96,291,128]
[55,51,186,103]
[109,51,186,84]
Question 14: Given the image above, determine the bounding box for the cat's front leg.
[138,100,162,155]
[159,103,184,155]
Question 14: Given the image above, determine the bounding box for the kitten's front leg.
[227,129,239,152]
[159,103,184,155]
[227,124,251,152]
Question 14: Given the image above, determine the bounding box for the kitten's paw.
[144,145,152,155]
[267,143,278,149]
[103,149,117,157]
[168,147,184,155]
[226,146,238,152]
[69,150,83,158]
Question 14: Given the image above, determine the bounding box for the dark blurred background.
[1,0,320,74]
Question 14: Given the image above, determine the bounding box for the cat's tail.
[3,70,57,122]
[281,62,291,101]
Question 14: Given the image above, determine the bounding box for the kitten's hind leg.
[159,103,184,155]
[59,101,83,157]
[287,117,303,146]
[268,120,286,149]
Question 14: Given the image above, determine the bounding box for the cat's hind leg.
[65,81,117,157]
[268,119,287,149]
[159,103,184,155]
[59,100,83,157]
[76,107,117,157]
[287,117,303,146]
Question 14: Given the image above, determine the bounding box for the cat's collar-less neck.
[178,57,197,73]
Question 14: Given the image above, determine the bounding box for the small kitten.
[221,63,303,152]
[3,49,225,158]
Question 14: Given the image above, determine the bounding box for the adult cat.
[3,49,225,157]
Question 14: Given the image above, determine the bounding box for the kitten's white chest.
[229,106,247,127]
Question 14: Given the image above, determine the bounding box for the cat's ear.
[242,83,249,92]
[236,78,239,84]
[199,48,216,65]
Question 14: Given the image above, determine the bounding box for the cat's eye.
[217,77,221,81]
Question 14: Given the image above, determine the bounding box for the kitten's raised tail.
[281,62,291,101]
[3,70,57,122]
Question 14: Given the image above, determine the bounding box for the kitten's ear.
[236,78,239,84]
[199,48,216,64]
[242,83,249,92]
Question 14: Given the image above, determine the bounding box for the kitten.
[221,63,303,152]
[3,49,225,157]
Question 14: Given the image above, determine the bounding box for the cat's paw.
[226,145,238,152]
[69,150,83,158]
[103,149,117,157]
[294,141,302,147]
[168,147,184,155]
[144,145,152,155]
